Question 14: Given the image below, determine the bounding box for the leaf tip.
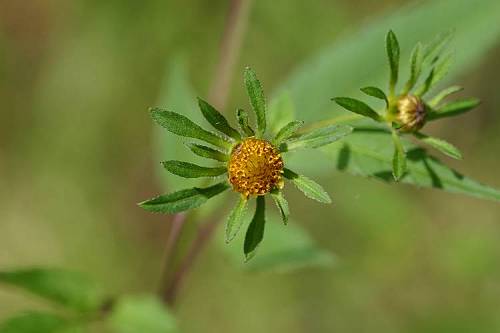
[244,252,256,262]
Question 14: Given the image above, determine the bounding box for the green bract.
[140,67,352,260]
[332,30,480,181]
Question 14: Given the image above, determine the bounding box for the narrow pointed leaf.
[427,98,480,121]
[0,268,104,312]
[428,53,454,92]
[162,161,226,178]
[283,124,352,151]
[244,196,266,261]
[422,30,454,63]
[197,97,241,140]
[360,86,388,106]
[139,182,229,213]
[0,312,76,333]
[414,132,462,159]
[226,196,248,243]
[244,67,266,137]
[273,121,304,146]
[150,108,230,149]
[271,190,289,225]
[429,85,463,107]
[185,143,229,162]
[386,30,400,92]
[392,130,406,181]
[236,108,255,137]
[416,53,454,97]
[283,168,331,203]
[415,67,434,97]
[404,42,423,93]
[332,97,382,122]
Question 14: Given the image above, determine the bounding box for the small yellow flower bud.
[228,138,284,197]
[396,94,426,132]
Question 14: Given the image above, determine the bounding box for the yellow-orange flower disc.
[228,138,284,197]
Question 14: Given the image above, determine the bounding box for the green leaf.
[197,97,241,140]
[332,97,382,122]
[236,108,255,137]
[139,182,229,213]
[427,98,480,121]
[404,42,423,93]
[414,132,462,159]
[268,91,295,135]
[273,120,304,146]
[282,124,353,151]
[416,53,454,97]
[422,29,454,63]
[150,108,230,150]
[225,196,248,243]
[430,53,453,87]
[162,160,226,178]
[185,143,229,162]
[283,168,332,204]
[221,213,335,272]
[429,85,463,107]
[243,196,266,261]
[386,30,400,92]
[423,54,454,97]
[271,190,289,225]
[324,129,500,201]
[108,295,178,333]
[414,67,434,97]
[272,121,304,146]
[360,86,388,105]
[0,312,79,333]
[244,67,266,137]
[0,268,104,312]
[391,130,407,181]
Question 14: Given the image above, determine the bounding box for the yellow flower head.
[228,138,284,197]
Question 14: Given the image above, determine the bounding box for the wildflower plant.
[332,30,480,180]
[139,67,352,260]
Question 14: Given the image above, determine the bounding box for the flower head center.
[228,138,284,197]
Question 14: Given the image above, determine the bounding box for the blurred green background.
[1,0,500,332]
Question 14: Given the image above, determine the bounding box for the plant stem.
[161,0,253,306]
[164,219,218,304]
[209,0,253,110]
[158,213,186,297]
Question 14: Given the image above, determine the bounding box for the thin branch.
[158,213,186,297]
[164,219,217,304]
[209,0,253,110]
